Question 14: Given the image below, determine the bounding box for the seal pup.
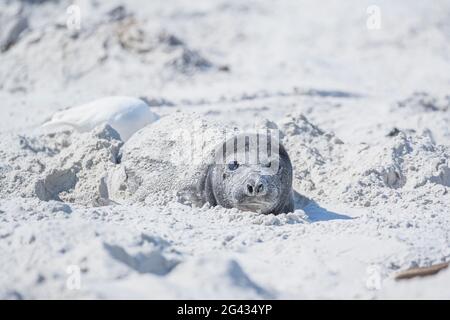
[105,113,295,214]
[42,96,159,141]
[199,133,294,214]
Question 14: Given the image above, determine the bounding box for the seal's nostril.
[256,183,264,194]
[247,184,254,195]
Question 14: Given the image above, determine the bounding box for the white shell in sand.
[42,96,159,141]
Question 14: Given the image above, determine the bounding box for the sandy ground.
[0,0,449,299]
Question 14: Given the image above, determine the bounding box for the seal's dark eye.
[228,160,239,171]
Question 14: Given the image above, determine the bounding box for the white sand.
[0,0,449,299]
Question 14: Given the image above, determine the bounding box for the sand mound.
[34,125,122,206]
[2,112,448,212]
[275,113,449,208]
[278,113,344,198]
[0,124,122,205]
[106,112,228,205]
[0,130,73,198]
[338,132,450,206]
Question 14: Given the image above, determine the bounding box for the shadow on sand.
[293,191,353,222]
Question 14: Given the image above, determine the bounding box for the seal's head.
[205,133,294,214]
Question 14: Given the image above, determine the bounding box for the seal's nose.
[246,178,267,196]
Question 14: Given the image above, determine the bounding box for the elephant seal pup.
[106,113,294,214]
[200,133,294,214]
